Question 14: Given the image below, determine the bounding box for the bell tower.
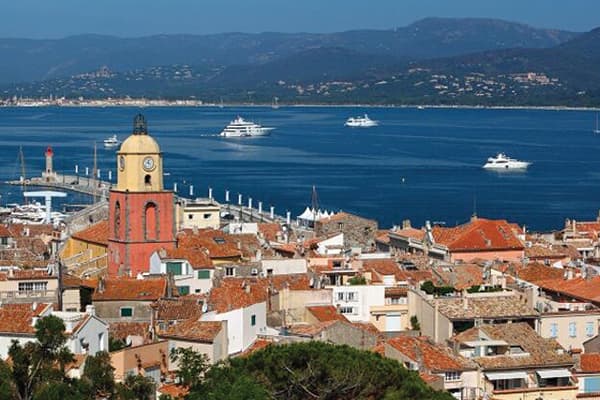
[107,114,176,276]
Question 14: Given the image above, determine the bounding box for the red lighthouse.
[107,114,176,276]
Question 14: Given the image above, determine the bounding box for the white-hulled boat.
[483,153,531,170]
[344,114,378,127]
[103,135,121,148]
[219,116,274,137]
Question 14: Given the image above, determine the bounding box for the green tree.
[170,347,209,388]
[190,342,453,400]
[348,275,367,285]
[82,351,116,398]
[8,315,75,400]
[0,360,17,400]
[116,374,155,400]
[410,315,421,331]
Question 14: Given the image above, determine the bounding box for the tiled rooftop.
[432,264,484,290]
[535,277,600,304]
[92,277,168,301]
[71,220,109,246]
[0,303,51,335]
[453,322,573,369]
[209,274,311,313]
[432,218,524,252]
[579,353,600,373]
[152,296,204,322]
[164,246,213,269]
[431,294,538,320]
[177,229,242,259]
[158,320,224,343]
[386,335,476,372]
[108,322,150,341]
[306,305,348,322]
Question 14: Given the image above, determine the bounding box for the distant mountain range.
[3,17,600,106]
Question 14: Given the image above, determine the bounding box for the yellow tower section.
[116,114,164,192]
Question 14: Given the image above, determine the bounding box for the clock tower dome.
[107,114,176,276]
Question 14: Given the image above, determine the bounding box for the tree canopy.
[189,342,453,400]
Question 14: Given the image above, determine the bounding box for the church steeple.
[132,113,148,135]
[116,114,164,192]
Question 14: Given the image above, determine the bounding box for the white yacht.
[344,114,378,127]
[219,116,274,137]
[103,134,121,148]
[483,153,531,170]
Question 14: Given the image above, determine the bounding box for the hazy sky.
[1,0,599,38]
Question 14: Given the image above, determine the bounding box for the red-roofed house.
[432,216,525,262]
[0,303,108,359]
[150,246,214,295]
[61,220,109,274]
[382,335,478,397]
[92,276,172,323]
[158,320,228,364]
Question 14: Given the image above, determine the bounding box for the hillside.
[0,18,577,84]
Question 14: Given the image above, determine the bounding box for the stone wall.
[315,213,378,251]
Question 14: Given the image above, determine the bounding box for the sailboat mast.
[92,142,98,202]
[19,146,26,186]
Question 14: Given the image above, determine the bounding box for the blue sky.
[1,0,599,38]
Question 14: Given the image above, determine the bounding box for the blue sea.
[0,106,599,231]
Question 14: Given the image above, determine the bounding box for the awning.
[536,369,572,379]
[485,371,528,381]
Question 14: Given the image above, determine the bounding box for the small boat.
[219,116,274,137]
[103,135,121,148]
[594,113,600,134]
[344,114,378,127]
[483,153,531,170]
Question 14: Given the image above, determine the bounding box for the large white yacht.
[344,114,378,127]
[219,116,273,137]
[483,153,531,170]
[103,134,121,148]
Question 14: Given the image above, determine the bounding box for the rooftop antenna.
[311,185,320,213]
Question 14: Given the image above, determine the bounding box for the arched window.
[144,174,152,187]
[144,202,158,241]
[114,201,121,239]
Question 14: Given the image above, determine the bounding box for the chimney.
[85,304,96,316]
[8,268,14,278]
[470,213,478,223]
[402,219,412,229]
[97,277,105,293]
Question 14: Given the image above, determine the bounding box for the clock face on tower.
[143,156,155,171]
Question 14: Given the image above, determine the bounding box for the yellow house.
[61,220,109,275]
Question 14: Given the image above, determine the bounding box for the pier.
[6,173,291,225]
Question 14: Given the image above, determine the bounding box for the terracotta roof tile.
[92,277,167,301]
[431,295,538,320]
[0,303,51,334]
[108,322,150,341]
[432,264,484,290]
[432,218,524,252]
[158,384,189,400]
[375,230,390,244]
[306,305,348,322]
[209,274,310,313]
[515,263,566,284]
[240,338,273,357]
[392,227,426,241]
[177,229,242,259]
[535,277,600,304]
[362,259,404,282]
[258,223,282,242]
[386,336,476,372]
[287,320,338,336]
[158,320,224,343]
[580,353,600,373]
[71,220,109,247]
[164,247,213,269]
[152,297,204,322]
[453,322,573,369]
